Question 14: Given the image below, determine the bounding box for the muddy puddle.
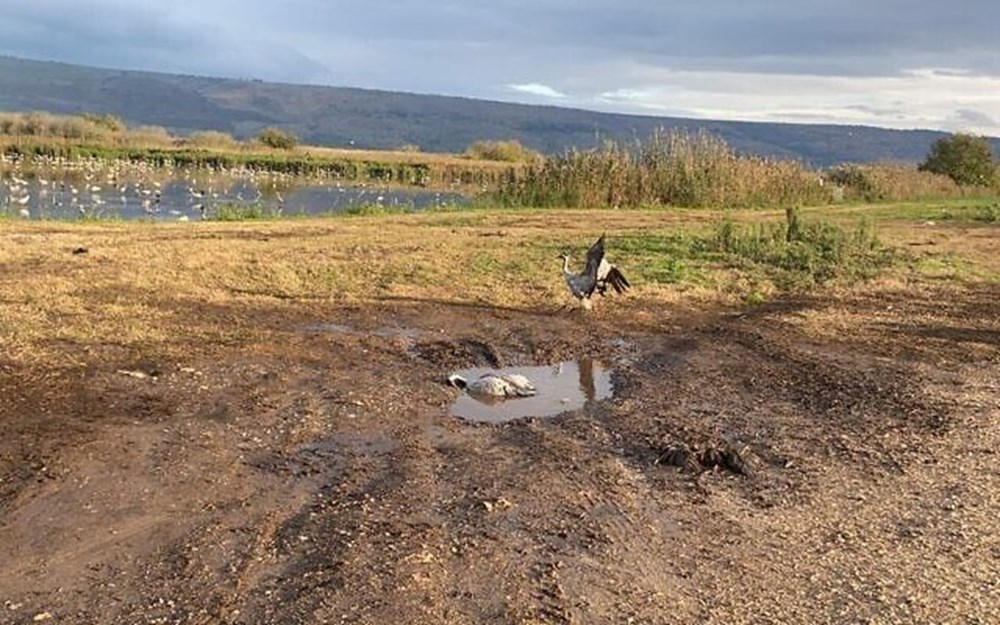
[449,359,613,424]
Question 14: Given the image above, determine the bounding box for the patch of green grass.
[613,232,716,286]
[843,197,1000,223]
[972,202,999,223]
[711,212,892,288]
[76,211,124,223]
[340,203,414,217]
[912,254,973,281]
[212,204,272,221]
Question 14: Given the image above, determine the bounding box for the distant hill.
[2,56,997,167]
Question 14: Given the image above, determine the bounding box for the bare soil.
[1,283,998,624]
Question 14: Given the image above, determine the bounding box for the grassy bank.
[0,111,512,190]
[1,199,996,365]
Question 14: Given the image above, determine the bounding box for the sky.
[1,1,998,136]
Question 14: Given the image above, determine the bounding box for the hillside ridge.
[2,55,996,166]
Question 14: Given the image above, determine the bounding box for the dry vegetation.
[0,111,514,190]
[1,201,996,367]
[2,113,999,623]
[491,129,996,209]
[1,200,998,623]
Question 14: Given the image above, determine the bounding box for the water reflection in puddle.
[450,360,613,424]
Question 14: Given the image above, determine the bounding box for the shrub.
[464,139,541,162]
[711,209,890,287]
[257,127,298,150]
[187,130,240,149]
[82,113,125,132]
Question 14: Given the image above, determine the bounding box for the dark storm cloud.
[6,1,996,82]
[274,1,1000,76]
[0,1,329,82]
[3,1,998,83]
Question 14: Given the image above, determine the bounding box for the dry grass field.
[0,202,997,623]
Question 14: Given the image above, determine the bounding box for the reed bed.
[824,163,990,202]
[490,129,828,209]
[489,128,996,209]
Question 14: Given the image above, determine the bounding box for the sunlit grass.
[488,129,998,210]
[0,201,995,367]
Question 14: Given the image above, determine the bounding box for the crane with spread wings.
[559,234,630,309]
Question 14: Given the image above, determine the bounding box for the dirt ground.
[0,279,997,624]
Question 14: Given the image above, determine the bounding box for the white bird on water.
[448,372,537,398]
[560,234,631,310]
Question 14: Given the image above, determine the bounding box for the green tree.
[918,133,997,186]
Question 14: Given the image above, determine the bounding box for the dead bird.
[448,372,537,398]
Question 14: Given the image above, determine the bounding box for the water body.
[0,175,469,221]
[449,360,614,424]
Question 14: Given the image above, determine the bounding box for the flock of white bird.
[0,153,296,220]
[0,154,420,221]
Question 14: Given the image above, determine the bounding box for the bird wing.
[583,235,606,281]
[605,266,631,294]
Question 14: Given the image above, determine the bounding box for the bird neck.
[561,255,571,274]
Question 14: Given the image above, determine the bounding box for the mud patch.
[302,322,422,341]
[654,440,756,477]
[415,337,504,368]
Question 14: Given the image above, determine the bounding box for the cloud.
[0,1,331,83]
[583,65,1000,135]
[0,1,998,134]
[508,83,567,99]
[952,109,997,129]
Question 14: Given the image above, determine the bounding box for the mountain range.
[2,55,997,167]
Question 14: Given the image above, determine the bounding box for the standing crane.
[560,234,630,309]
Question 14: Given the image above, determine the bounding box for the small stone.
[117,369,149,379]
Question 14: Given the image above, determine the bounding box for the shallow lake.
[0,174,469,221]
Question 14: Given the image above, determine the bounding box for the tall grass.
[489,128,998,210]
[490,128,829,209]
[824,163,988,202]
